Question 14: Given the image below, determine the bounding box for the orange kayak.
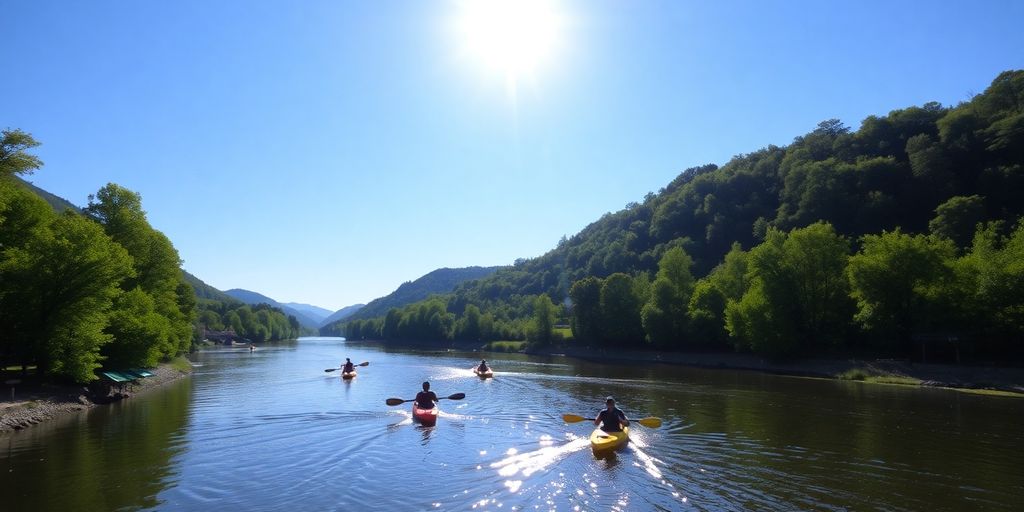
[412,404,438,426]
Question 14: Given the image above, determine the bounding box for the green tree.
[0,129,43,177]
[641,247,695,347]
[727,223,852,356]
[84,183,194,363]
[529,294,557,344]
[198,310,224,330]
[782,222,853,346]
[960,222,1024,350]
[104,288,171,368]
[455,304,482,341]
[569,276,603,344]
[929,195,986,250]
[0,211,132,381]
[847,230,957,351]
[726,229,799,355]
[600,273,644,346]
[688,279,728,347]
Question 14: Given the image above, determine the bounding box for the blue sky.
[4,1,1023,312]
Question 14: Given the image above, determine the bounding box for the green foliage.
[687,279,728,347]
[569,276,602,344]
[1,135,209,382]
[929,195,986,250]
[529,294,557,345]
[454,304,483,341]
[0,199,132,381]
[847,230,957,348]
[195,301,301,343]
[600,273,645,346]
[0,129,43,177]
[959,221,1024,349]
[84,183,194,363]
[340,266,500,323]
[105,288,170,368]
[326,70,1024,361]
[726,223,853,356]
[641,247,696,347]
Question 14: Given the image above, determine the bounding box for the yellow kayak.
[341,371,356,379]
[590,426,629,452]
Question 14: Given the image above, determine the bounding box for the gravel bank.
[0,364,190,434]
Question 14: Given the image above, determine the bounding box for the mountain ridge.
[323,266,502,330]
[224,289,322,329]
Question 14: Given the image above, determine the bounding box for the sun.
[455,0,563,83]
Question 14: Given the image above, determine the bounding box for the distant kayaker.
[342,358,355,373]
[594,396,630,432]
[476,360,490,373]
[415,381,438,408]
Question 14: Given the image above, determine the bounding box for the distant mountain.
[17,178,81,213]
[319,303,365,327]
[183,271,241,304]
[339,266,502,324]
[282,302,334,323]
[225,289,321,329]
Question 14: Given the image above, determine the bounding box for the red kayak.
[412,404,438,426]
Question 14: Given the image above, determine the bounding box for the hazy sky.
[4,1,1023,312]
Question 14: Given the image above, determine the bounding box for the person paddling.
[342,358,355,374]
[476,360,490,373]
[415,381,438,409]
[594,396,630,432]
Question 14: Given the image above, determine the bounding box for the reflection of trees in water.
[1,378,193,511]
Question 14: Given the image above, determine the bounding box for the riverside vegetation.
[0,131,303,388]
[328,70,1024,367]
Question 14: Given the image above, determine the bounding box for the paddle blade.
[562,414,587,423]
[636,417,662,428]
[359,361,369,367]
[324,368,339,372]
[385,398,409,406]
[445,392,466,400]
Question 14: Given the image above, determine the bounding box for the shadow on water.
[1,377,193,512]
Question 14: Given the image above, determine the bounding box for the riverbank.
[349,338,1024,396]
[0,359,192,434]
[543,346,1024,396]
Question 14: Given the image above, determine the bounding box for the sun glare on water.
[455,0,564,86]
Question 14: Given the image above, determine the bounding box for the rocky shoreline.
[0,363,190,434]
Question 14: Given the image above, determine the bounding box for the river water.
[2,337,1022,511]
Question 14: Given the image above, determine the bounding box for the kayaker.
[594,396,630,432]
[415,381,438,408]
[476,360,490,373]
[342,358,355,373]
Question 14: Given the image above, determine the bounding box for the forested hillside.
[183,271,241,304]
[341,70,1024,361]
[224,288,321,330]
[319,303,365,328]
[282,302,333,324]
[321,266,502,333]
[0,130,303,383]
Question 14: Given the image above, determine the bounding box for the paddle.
[385,392,466,406]
[325,361,369,372]
[562,413,662,428]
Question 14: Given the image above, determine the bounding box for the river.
[2,337,1022,511]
